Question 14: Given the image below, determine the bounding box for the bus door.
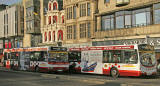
[4,52,11,69]
[10,52,19,70]
[35,51,49,72]
[68,51,81,73]
[23,52,31,70]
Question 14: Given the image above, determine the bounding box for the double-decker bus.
[69,44,157,77]
[68,48,81,73]
[3,46,69,72]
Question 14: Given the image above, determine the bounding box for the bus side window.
[124,50,138,64]
[112,50,122,63]
[103,51,108,63]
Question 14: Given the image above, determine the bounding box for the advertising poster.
[81,50,103,74]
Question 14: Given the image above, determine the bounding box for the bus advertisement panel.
[81,50,103,74]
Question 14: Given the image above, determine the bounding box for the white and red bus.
[69,44,157,77]
[3,46,69,72]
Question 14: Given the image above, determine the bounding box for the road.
[0,69,160,86]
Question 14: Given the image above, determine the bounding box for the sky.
[0,0,22,5]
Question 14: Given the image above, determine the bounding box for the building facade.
[0,5,24,49]
[63,0,98,48]
[40,0,65,46]
[94,0,160,59]
[23,0,41,47]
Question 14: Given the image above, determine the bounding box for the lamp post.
[146,35,150,44]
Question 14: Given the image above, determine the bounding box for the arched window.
[53,2,57,10]
[48,16,51,24]
[49,31,51,41]
[58,30,63,41]
[45,32,47,41]
[53,16,57,24]
[49,3,51,11]
[62,15,64,23]
[52,31,55,41]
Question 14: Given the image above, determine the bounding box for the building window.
[115,11,132,29]
[116,11,124,29]
[132,7,151,27]
[80,3,86,17]
[49,31,51,41]
[49,3,51,11]
[73,25,76,39]
[48,16,51,24]
[101,7,152,31]
[58,30,63,41]
[62,15,64,23]
[67,26,72,39]
[125,11,132,28]
[45,32,47,42]
[73,6,76,19]
[67,8,69,19]
[53,16,57,24]
[87,22,91,38]
[154,3,160,24]
[104,0,110,3]
[80,23,86,38]
[69,7,72,19]
[53,2,57,10]
[67,7,73,20]
[52,31,55,42]
[101,14,114,31]
[87,3,90,16]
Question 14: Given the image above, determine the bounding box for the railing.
[94,24,160,39]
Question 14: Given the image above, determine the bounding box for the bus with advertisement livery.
[69,44,157,77]
[3,46,69,72]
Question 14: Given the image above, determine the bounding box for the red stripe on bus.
[103,68,141,76]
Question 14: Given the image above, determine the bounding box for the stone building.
[23,0,41,47]
[63,0,98,48]
[40,0,65,46]
[94,0,160,59]
[0,5,24,49]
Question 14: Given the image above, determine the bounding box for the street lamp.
[146,35,150,44]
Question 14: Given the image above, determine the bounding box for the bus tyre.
[35,66,39,72]
[111,68,119,78]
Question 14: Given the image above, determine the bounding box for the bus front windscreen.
[48,51,68,62]
[138,44,156,67]
[140,52,156,67]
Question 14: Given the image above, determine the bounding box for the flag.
[33,12,38,15]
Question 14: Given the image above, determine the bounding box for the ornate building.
[63,0,98,48]
[40,0,64,46]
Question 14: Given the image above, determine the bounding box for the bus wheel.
[111,68,119,78]
[35,66,39,72]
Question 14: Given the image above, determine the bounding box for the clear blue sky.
[0,0,22,5]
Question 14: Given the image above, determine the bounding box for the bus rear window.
[68,51,81,62]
